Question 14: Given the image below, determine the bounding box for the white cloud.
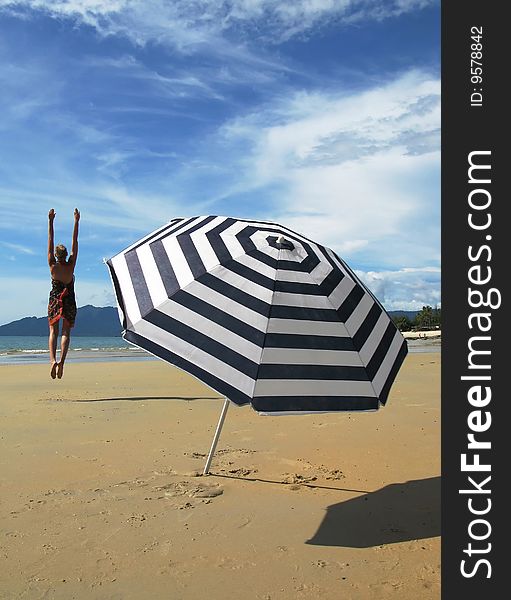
[0,241,36,255]
[225,71,440,174]
[82,54,227,101]
[356,267,441,311]
[93,184,183,231]
[0,0,439,47]
[219,70,440,264]
[274,149,439,254]
[229,0,437,42]
[0,61,61,129]
[0,179,188,244]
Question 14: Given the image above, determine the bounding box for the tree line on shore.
[391,305,441,332]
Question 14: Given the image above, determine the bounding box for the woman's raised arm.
[70,208,80,264]
[48,209,56,266]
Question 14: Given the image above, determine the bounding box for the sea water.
[0,334,439,365]
[0,336,154,365]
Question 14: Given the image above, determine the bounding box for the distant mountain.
[0,305,122,337]
[0,306,419,337]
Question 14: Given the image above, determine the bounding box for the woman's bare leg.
[57,323,71,379]
[49,321,59,378]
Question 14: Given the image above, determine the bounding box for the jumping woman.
[47,208,80,379]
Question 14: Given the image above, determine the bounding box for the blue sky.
[0,0,440,326]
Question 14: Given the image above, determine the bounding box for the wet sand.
[0,353,440,599]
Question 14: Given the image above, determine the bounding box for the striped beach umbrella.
[106,216,407,471]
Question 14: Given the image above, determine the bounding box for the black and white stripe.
[106,216,407,413]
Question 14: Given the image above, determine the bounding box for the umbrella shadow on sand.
[74,396,220,403]
[306,476,440,548]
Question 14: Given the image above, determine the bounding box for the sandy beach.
[0,352,440,600]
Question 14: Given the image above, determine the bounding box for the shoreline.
[0,350,155,366]
[402,330,441,340]
[0,338,441,366]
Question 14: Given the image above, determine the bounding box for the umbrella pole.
[203,398,230,475]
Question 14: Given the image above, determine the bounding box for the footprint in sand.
[220,467,257,477]
[189,484,223,498]
[126,513,147,526]
[217,447,255,456]
[313,559,328,568]
[154,480,223,500]
[282,473,317,485]
[288,459,345,481]
[324,469,345,480]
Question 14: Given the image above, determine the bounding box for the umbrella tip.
[277,235,295,251]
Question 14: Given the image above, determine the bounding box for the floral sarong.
[48,277,77,328]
